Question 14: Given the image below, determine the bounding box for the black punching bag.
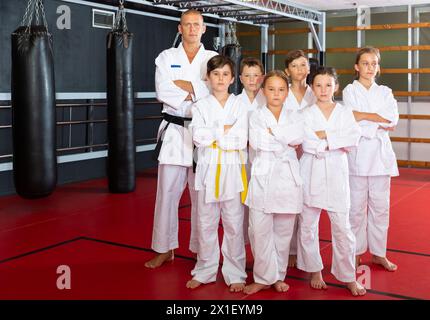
[11,0,57,198]
[107,3,135,193]
[222,44,242,94]
[307,57,320,85]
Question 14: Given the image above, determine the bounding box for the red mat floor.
[0,168,429,300]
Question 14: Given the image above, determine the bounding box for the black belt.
[152,113,192,161]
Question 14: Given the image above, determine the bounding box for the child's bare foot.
[186,279,202,289]
[144,250,174,269]
[372,255,397,272]
[243,283,270,295]
[273,280,289,293]
[346,281,366,296]
[355,255,362,269]
[288,255,297,268]
[229,283,246,293]
[310,271,327,290]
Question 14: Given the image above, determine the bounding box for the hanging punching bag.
[222,45,242,94]
[221,23,242,95]
[11,0,57,198]
[307,57,320,85]
[107,1,135,193]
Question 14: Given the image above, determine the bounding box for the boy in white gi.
[145,10,218,268]
[283,50,317,268]
[186,55,248,292]
[244,70,304,295]
[237,57,265,244]
[343,46,399,272]
[284,50,316,112]
[297,66,366,296]
[238,57,266,114]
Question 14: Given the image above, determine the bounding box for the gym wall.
[237,5,430,169]
[0,0,219,195]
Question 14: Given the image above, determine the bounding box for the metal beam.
[221,0,322,25]
[150,0,324,27]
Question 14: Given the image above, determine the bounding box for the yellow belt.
[211,142,248,203]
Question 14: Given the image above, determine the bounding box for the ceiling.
[291,0,430,10]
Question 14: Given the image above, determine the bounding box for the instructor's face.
[178,13,206,45]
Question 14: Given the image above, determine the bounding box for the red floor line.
[0,234,420,300]
[63,237,426,300]
[318,238,430,258]
[84,237,420,300]
[390,181,430,207]
[0,237,83,264]
[283,275,419,300]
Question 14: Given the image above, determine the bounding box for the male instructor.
[145,10,217,268]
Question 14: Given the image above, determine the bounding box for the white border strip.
[0,143,156,172]
[0,92,157,101]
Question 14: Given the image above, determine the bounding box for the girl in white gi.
[244,70,304,295]
[343,47,399,272]
[297,67,366,296]
[186,55,248,292]
[237,57,266,245]
[283,50,317,268]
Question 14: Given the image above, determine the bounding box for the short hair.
[284,50,308,68]
[207,55,235,78]
[180,9,203,24]
[261,70,289,88]
[310,66,338,85]
[240,57,264,74]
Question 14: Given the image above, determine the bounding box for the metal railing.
[0,99,163,161]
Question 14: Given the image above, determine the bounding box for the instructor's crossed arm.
[174,80,194,101]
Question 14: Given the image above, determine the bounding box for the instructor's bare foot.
[273,280,289,293]
[347,281,366,296]
[186,279,202,289]
[243,283,270,295]
[310,271,327,290]
[144,250,174,269]
[288,255,297,268]
[355,255,362,269]
[372,255,397,271]
[230,283,245,293]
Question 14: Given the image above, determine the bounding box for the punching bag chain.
[20,0,49,32]
[114,0,128,33]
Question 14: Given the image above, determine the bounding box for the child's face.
[239,65,263,92]
[312,74,338,103]
[208,64,234,93]
[262,76,288,108]
[285,57,309,82]
[355,52,379,82]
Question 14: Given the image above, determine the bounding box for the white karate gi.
[189,94,248,285]
[151,43,217,254]
[246,105,304,285]
[297,103,361,283]
[284,85,316,256]
[237,88,266,245]
[343,80,399,257]
[284,85,316,111]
